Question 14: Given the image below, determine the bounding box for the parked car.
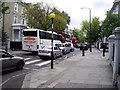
[38,46,63,59]
[66,43,74,52]
[73,42,79,48]
[73,42,82,48]
[55,43,70,54]
[0,49,25,72]
[79,43,88,50]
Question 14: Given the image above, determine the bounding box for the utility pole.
[81,7,92,52]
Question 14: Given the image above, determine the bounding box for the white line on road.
[65,56,68,59]
[35,60,51,67]
[25,59,41,65]
[23,67,29,70]
[0,78,10,87]
[1,72,31,87]
[24,58,31,61]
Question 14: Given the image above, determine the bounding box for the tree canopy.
[73,28,86,42]
[0,1,9,42]
[24,2,70,32]
[81,17,101,43]
[101,12,119,37]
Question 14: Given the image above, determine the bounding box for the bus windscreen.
[23,31,37,37]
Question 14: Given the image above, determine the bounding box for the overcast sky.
[24,0,114,29]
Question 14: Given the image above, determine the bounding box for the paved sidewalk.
[22,48,114,88]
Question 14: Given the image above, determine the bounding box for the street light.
[81,7,92,52]
[50,13,56,69]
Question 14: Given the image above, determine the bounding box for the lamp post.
[50,13,56,69]
[81,7,92,52]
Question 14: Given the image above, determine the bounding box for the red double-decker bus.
[55,31,71,43]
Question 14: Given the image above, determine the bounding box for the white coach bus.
[22,29,62,52]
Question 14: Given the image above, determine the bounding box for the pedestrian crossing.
[24,57,51,68]
[25,59,41,65]
[24,58,31,61]
[35,60,51,67]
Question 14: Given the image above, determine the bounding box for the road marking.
[25,59,41,65]
[23,67,29,70]
[32,69,39,71]
[0,78,10,87]
[1,71,31,87]
[48,82,58,88]
[24,58,31,61]
[35,60,51,67]
[65,56,68,59]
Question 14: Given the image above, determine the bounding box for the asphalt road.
[1,48,81,88]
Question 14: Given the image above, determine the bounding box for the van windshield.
[56,44,64,47]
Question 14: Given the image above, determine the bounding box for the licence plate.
[42,51,48,53]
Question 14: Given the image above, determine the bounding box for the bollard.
[5,45,8,52]
[82,46,85,56]
[103,43,105,57]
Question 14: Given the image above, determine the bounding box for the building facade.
[2,0,28,49]
[111,0,120,15]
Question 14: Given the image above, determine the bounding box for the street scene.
[0,0,120,89]
[1,48,80,88]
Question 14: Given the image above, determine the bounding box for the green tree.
[81,17,101,43]
[0,29,8,42]
[91,17,101,42]
[0,2,9,42]
[25,2,70,31]
[101,12,119,37]
[73,28,86,42]
[52,8,70,31]
[24,3,51,30]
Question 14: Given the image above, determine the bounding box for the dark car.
[0,49,25,72]
[79,43,88,50]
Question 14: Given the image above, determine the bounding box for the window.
[39,31,52,39]
[46,32,51,39]
[53,34,57,40]
[55,44,64,47]
[23,31,37,37]
[21,18,25,24]
[21,7,25,14]
[22,18,26,25]
[54,47,58,50]
[14,3,18,12]
[41,32,46,39]
[57,35,62,41]
[39,31,42,39]
[14,15,18,24]
[113,5,119,14]
[2,51,11,58]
